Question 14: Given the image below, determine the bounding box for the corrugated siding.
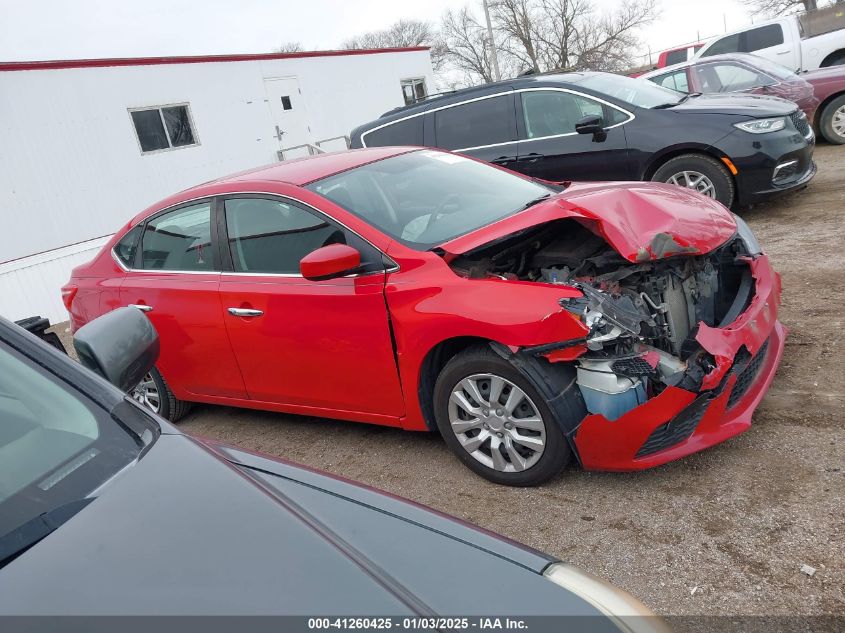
[0,238,109,323]
[0,50,434,321]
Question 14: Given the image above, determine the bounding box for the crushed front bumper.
[573,254,786,471]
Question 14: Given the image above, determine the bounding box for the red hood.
[439,181,737,262]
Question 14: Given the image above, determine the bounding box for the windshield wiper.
[0,498,94,569]
[519,193,552,210]
[652,92,702,109]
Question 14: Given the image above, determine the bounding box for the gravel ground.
[55,145,845,617]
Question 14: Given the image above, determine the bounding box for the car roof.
[641,53,775,78]
[205,146,417,187]
[369,71,599,123]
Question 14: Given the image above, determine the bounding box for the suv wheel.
[652,154,735,207]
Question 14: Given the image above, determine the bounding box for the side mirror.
[575,114,607,142]
[73,307,160,392]
[300,244,362,281]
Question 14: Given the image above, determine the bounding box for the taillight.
[61,285,78,312]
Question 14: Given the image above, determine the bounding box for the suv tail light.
[61,284,78,312]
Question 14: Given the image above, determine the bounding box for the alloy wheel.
[131,372,161,413]
[448,373,546,473]
[665,170,716,198]
[832,104,845,139]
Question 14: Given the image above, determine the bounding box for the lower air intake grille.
[727,338,770,410]
[635,401,707,458]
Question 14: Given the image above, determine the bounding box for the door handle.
[128,304,153,312]
[228,308,264,317]
[520,153,545,164]
[491,156,517,165]
[776,50,791,55]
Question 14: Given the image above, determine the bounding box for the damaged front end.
[447,215,785,470]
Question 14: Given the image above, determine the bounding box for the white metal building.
[0,47,434,323]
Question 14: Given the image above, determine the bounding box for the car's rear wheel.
[433,346,571,486]
[818,95,845,145]
[130,366,190,421]
[652,154,735,207]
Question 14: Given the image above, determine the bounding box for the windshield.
[306,151,555,249]
[574,73,684,108]
[746,56,798,81]
[0,342,142,538]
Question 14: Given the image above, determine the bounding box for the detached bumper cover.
[573,254,785,471]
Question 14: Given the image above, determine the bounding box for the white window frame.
[128,102,200,155]
[400,78,428,106]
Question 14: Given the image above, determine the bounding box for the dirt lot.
[58,145,845,616]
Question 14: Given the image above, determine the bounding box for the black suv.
[350,72,816,208]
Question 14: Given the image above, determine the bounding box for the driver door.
[218,195,405,418]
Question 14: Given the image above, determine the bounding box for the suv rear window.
[434,94,515,150]
[363,117,424,147]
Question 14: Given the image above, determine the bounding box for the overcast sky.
[1,0,752,63]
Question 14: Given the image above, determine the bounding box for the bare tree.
[440,8,497,83]
[491,0,658,74]
[740,0,817,15]
[343,19,446,71]
[274,42,304,53]
[440,0,656,83]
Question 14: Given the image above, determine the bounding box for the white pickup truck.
[694,5,845,71]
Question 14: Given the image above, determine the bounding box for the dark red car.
[642,53,819,122]
[63,148,786,486]
[803,65,845,143]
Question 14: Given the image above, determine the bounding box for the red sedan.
[803,65,845,144]
[63,148,786,486]
[642,53,819,122]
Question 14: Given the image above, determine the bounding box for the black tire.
[141,367,191,422]
[433,345,572,486]
[818,95,845,145]
[651,153,735,208]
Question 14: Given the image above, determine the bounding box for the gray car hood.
[0,434,608,618]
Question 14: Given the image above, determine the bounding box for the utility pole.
[482,0,501,82]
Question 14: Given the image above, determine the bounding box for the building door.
[264,77,312,160]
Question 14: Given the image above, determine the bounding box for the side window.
[434,94,515,150]
[363,117,424,147]
[224,198,382,275]
[664,49,688,66]
[521,91,610,139]
[114,225,142,267]
[702,33,741,56]
[711,64,769,91]
[141,202,214,271]
[652,70,689,93]
[745,24,784,52]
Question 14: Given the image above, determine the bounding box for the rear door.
[218,195,404,418]
[431,92,520,170]
[514,89,631,181]
[118,199,247,400]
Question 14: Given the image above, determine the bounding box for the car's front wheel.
[130,366,190,422]
[433,346,572,486]
[652,153,735,208]
[818,95,845,145]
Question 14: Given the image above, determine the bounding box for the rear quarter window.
[114,225,142,267]
[363,117,424,147]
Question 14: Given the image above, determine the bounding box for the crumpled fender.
[696,255,782,390]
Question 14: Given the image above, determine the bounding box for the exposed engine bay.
[447,219,756,421]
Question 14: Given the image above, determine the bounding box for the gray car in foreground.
[0,309,666,632]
